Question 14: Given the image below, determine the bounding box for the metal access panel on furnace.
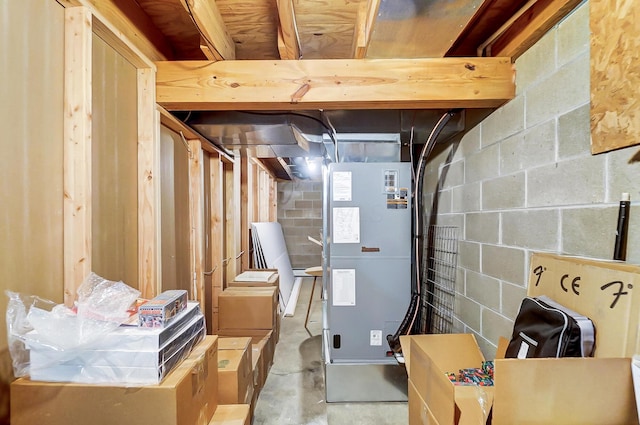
[323,162,412,402]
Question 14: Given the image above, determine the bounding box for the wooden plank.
[156,57,515,111]
[477,0,537,56]
[157,105,233,160]
[137,69,159,299]
[352,0,380,59]
[188,139,205,307]
[276,0,300,59]
[61,0,167,62]
[269,176,277,222]
[209,154,225,291]
[591,0,640,154]
[488,0,583,60]
[200,35,218,61]
[240,152,251,271]
[63,7,92,307]
[182,0,236,60]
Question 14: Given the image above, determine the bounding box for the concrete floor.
[253,276,408,425]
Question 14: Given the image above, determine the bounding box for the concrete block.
[465,143,500,183]
[452,182,481,213]
[466,212,499,244]
[481,308,514,345]
[303,191,321,201]
[295,200,314,209]
[482,244,526,285]
[482,173,526,211]
[501,209,559,251]
[558,104,591,159]
[466,271,501,311]
[515,28,557,94]
[525,52,590,128]
[434,213,465,234]
[455,267,465,295]
[458,240,480,273]
[501,282,528,321]
[557,2,589,67]
[476,335,499,361]
[441,159,464,190]
[527,154,605,207]
[607,146,640,203]
[454,295,481,333]
[500,120,556,175]
[433,189,452,214]
[561,206,618,259]
[481,97,525,147]
[452,124,481,162]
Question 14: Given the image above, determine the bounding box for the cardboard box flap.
[528,253,640,357]
[493,357,638,425]
[455,386,494,425]
[399,335,411,373]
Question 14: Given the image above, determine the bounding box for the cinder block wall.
[277,179,323,269]
[424,1,640,358]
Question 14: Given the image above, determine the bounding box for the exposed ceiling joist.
[351,0,380,59]
[156,57,515,111]
[276,0,300,59]
[486,0,583,59]
[182,0,235,60]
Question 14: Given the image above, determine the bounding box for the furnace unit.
[322,161,412,402]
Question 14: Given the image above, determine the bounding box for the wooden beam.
[477,0,537,57]
[276,0,300,59]
[200,35,218,61]
[182,0,236,60]
[156,57,515,111]
[352,0,380,59]
[63,7,92,307]
[487,0,583,60]
[591,0,640,153]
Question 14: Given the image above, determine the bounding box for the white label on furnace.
[332,207,360,244]
[332,171,352,201]
[370,330,383,346]
[332,269,356,306]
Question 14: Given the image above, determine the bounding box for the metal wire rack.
[419,225,459,334]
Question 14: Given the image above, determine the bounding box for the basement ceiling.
[125,0,583,179]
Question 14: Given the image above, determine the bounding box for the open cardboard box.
[401,333,493,425]
[402,253,640,425]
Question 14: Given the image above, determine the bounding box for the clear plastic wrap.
[5,272,140,378]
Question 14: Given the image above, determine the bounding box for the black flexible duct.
[387,109,459,354]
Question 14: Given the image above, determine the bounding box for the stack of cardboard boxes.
[10,270,281,425]
[216,269,281,419]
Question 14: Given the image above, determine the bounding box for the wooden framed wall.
[62,3,159,301]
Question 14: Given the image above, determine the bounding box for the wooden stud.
[137,68,160,299]
[188,139,205,307]
[156,58,515,111]
[352,0,380,59]
[63,6,92,307]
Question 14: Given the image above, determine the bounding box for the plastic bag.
[5,272,140,378]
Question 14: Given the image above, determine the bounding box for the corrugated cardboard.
[217,329,275,375]
[408,378,439,425]
[493,357,637,425]
[11,335,218,425]
[526,252,640,357]
[228,269,279,289]
[404,334,490,425]
[217,348,251,404]
[252,343,265,389]
[218,287,278,331]
[208,404,251,425]
[219,336,252,353]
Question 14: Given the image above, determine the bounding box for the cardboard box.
[401,334,493,425]
[208,404,250,425]
[11,335,219,425]
[252,343,264,389]
[217,347,251,404]
[228,269,279,289]
[218,287,278,331]
[219,336,252,352]
[493,357,636,425]
[408,379,439,425]
[217,329,275,377]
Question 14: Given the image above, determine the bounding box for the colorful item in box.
[139,290,188,328]
[445,361,494,386]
